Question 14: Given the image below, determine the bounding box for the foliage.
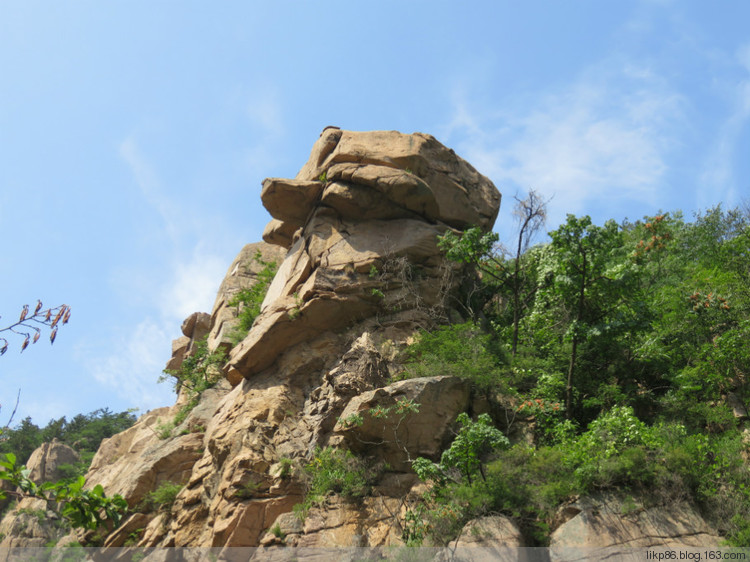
[0,302,71,356]
[160,335,226,397]
[402,205,750,545]
[158,336,226,435]
[227,251,279,344]
[0,453,127,531]
[401,322,507,392]
[415,413,508,486]
[0,408,138,466]
[277,457,293,479]
[300,447,372,511]
[143,481,183,512]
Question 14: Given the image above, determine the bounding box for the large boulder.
[549,493,722,560]
[26,439,80,484]
[334,376,471,471]
[227,129,501,383]
[294,129,500,230]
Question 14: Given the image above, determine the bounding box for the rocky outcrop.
[226,128,500,383]
[207,242,287,354]
[166,312,212,372]
[26,439,79,486]
[549,493,722,559]
[42,128,501,549]
[333,375,471,471]
[0,441,81,549]
[450,515,526,550]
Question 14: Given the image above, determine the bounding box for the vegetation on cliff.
[403,203,750,545]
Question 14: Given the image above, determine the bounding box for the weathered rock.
[26,439,80,484]
[165,335,191,372]
[450,516,525,549]
[85,380,230,509]
[226,129,500,383]
[262,496,407,548]
[206,241,287,353]
[295,129,500,231]
[0,441,82,549]
[549,493,722,558]
[261,178,324,226]
[0,498,62,549]
[726,392,748,420]
[334,376,471,471]
[59,129,502,549]
[182,312,212,340]
[262,219,298,249]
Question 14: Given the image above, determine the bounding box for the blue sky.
[1,1,748,426]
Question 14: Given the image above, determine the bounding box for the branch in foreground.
[0,302,71,355]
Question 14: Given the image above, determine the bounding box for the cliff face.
[74,129,502,548]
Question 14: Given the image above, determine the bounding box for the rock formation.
[0,440,80,549]
[549,494,721,559]
[73,129,501,549]
[0,129,726,553]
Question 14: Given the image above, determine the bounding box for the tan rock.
[335,376,471,471]
[549,493,722,559]
[165,335,190,371]
[206,241,287,352]
[0,497,62,548]
[726,392,748,420]
[270,496,405,548]
[85,381,229,509]
[102,512,153,547]
[182,311,211,339]
[262,218,298,249]
[325,163,439,219]
[296,129,500,230]
[449,516,526,557]
[261,178,324,227]
[26,439,80,484]
[320,180,419,222]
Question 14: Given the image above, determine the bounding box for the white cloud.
[160,248,227,324]
[246,88,285,140]
[698,42,750,208]
[84,319,175,411]
[443,60,685,228]
[119,136,181,243]
[80,247,228,410]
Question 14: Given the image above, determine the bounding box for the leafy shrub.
[401,322,507,392]
[160,336,225,397]
[300,447,372,510]
[415,413,509,486]
[144,481,183,512]
[410,413,511,544]
[0,454,127,531]
[158,336,226,431]
[564,405,659,488]
[227,251,279,344]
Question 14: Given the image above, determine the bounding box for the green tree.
[413,413,509,486]
[508,190,549,355]
[437,190,548,352]
[543,215,627,418]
